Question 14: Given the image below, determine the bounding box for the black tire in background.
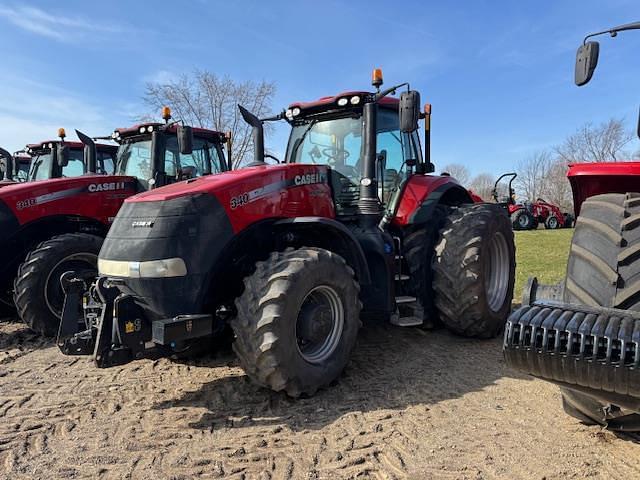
[432,204,516,338]
[404,205,449,326]
[545,215,560,229]
[511,209,535,230]
[232,247,361,397]
[14,233,103,337]
[560,193,640,428]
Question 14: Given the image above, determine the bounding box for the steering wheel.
[322,146,350,165]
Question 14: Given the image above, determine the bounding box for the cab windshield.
[115,134,224,188]
[29,151,54,181]
[286,108,422,210]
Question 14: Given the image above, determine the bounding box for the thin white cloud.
[0,73,131,152]
[0,5,126,42]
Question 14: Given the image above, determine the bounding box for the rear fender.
[393,176,473,226]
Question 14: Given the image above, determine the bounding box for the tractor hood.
[568,162,640,216]
[124,163,335,233]
[0,175,137,226]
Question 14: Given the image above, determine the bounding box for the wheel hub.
[295,285,344,364]
[484,232,510,312]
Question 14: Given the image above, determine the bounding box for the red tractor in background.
[492,172,573,230]
[0,110,230,337]
[0,149,31,186]
[0,130,117,188]
[57,70,516,398]
[504,21,640,431]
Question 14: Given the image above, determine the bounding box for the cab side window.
[62,149,86,177]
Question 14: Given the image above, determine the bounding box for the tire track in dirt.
[2,322,640,479]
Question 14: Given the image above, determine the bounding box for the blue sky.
[0,0,638,176]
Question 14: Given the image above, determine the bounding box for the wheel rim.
[295,285,344,364]
[485,232,510,312]
[45,252,97,319]
[549,217,558,228]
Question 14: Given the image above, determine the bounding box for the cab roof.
[26,141,118,154]
[288,90,399,110]
[115,123,227,143]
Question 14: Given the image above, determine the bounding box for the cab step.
[395,274,410,281]
[390,315,424,327]
[395,295,417,304]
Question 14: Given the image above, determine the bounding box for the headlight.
[285,109,293,120]
[98,258,187,278]
[147,125,154,133]
[139,126,146,134]
[292,107,301,116]
[337,98,348,106]
[350,95,361,105]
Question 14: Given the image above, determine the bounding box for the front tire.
[432,204,516,338]
[511,209,534,230]
[545,215,560,229]
[14,233,103,337]
[559,193,640,429]
[232,247,361,397]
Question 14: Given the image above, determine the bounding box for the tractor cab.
[282,90,424,214]
[111,107,228,191]
[26,129,117,182]
[12,151,31,182]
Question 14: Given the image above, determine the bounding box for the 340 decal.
[230,193,250,209]
[16,198,36,210]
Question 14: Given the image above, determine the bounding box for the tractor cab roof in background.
[114,123,227,143]
[26,141,118,154]
[288,90,399,112]
[567,161,640,177]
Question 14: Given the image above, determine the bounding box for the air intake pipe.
[238,104,265,165]
[76,129,97,174]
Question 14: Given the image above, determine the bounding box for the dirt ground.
[2,318,640,480]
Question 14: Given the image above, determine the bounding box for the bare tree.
[540,159,573,212]
[143,70,276,167]
[556,118,635,163]
[441,163,470,185]
[468,173,495,201]
[515,150,553,201]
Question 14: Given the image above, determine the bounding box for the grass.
[513,228,573,302]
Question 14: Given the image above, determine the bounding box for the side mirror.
[399,90,421,133]
[575,41,599,86]
[57,144,69,167]
[177,125,193,155]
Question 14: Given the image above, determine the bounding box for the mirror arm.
[584,21,640,43]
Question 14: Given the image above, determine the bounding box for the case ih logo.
[88,181,127,193]
[294,173,326,186]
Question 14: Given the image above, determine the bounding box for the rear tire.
[14,233,103,337]
[432,204,515,338]
[232,247,361,397]
[560,193,640,429]
[511,209,535,230]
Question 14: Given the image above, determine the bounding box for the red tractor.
[0,149,30,186]
[57,70,516,398]
[0,130,116,188]
[492,172,572,230]
[504,21,640,431]
[0,110,230,335]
